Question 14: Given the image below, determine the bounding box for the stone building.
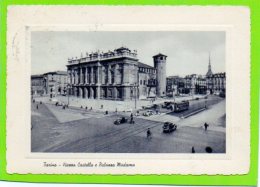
[167,74,207,95]
[205,55,226,94]
[31,71,68,98]
[206,73,226,94]
[43,71,68,98]
[194,75,207,94]
[31,74,45,96]
[67,47,166,100]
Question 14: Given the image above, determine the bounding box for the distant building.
[166,76,184,96]
[205,55,226,94]
[167,74,207,96]
[31,74,45,96]
[43,71,68,98]
[184,74,197,94]
[66,47,166,100]
[195,76,207,94]
[206,73,226,94]
[31,71,68,98]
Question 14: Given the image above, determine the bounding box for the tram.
[172,101,189,112]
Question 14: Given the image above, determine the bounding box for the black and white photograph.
[31,31,226,153]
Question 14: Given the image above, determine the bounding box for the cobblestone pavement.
[31,97,226,153]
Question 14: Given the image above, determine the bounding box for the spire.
[206,53,213,77]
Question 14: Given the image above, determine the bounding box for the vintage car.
[114,117,128,125]
[162,122,177,133]
[142,110,154,117]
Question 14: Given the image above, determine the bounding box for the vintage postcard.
[6,6,250,174]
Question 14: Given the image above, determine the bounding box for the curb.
[183,107,207,118]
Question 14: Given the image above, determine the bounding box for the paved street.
[31,96,225,153]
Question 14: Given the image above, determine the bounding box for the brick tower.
[153,53,167,97]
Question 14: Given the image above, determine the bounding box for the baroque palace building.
[67,47,167,100]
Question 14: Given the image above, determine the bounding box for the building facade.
[206,73,226,94]
[31,71,68,97]
[67,47,166,100]
[31,74,45,96]
[166,55,226,96]
[43,71,68,97]
[205,55,226,94]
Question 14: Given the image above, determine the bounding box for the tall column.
[74,87,77,97]
[85,67,88,84]
[97,66,101,84]
[96,87,100,99]
[75,70,78,84]
[80,68,83,84]
[90,87,94,99]
[101,66,105,84]
[91,67,94,84]
[84,87,88,99]
[78,69,80,84]
[67,71,71,84]
[72,70,75,84]
[108,65,111,84]
[114,87,118,99]
[79,87,82,98]
[115,64,121,84]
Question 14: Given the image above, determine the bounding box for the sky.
[31,31,225,76]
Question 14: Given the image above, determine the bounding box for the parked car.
[162,122,177,133]
[143,110,154,117]
[114,117,128,125]
[219,92,226,98]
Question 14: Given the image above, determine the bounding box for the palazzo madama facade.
[67,47,167,100]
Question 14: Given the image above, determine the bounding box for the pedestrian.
[36,104,38,110]
[101,105,103,109]
[90,107,92,111]
[105,110,108,115]
[85,106,88,110]
[115,108,118,114]
[192,146,195,153]
[130,113,134,124]
[147,128,152,139]
[204,122,209,131]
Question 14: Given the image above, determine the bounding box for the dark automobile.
[114,117,128,125]
[162,122,177,133]
[162,101,173,109]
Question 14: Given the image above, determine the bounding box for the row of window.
[139,68,156,74]
[139,79,156,85]
[140,80,146,85]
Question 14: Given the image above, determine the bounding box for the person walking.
[147,128,152,140]
[36,104,38,110]
[204,122,209,131]
[192,146,195,153]
[130,113,134,124]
